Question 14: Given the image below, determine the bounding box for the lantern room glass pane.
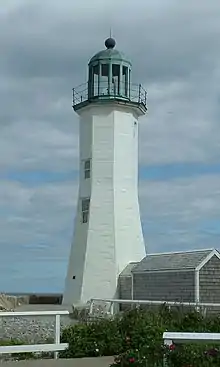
[129,69,131,98]
[122,66,128,97]
[112,64,120,95]
[88,67,93,98]
[99,64,109,95]
[92,64,99,96]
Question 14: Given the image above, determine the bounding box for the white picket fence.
[0,310,69,359]
[89,298,220,316]
[163,331,220,346]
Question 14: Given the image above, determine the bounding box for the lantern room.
[87,37,131,100]
[72,38,147,113]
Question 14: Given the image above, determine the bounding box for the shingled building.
[119,248,220,304]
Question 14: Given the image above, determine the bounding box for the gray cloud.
[1,1,219,82]
[140,67,220,164]
[0,119,78,170]
[1,0,220,168]
[140,174,220,252]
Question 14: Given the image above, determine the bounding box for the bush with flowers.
[60,318,123,358]
[164,343,220,367]
[60,305,220,366]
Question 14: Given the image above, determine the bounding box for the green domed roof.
[89,38,131,66]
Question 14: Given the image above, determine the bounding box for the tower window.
[82,198,90,223]
[84,159,91,179]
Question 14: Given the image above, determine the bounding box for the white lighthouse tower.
[63,37,147,305]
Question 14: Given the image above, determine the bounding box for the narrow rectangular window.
[84,159,91,179]
[82,211,89,223]
[82,198,90,223]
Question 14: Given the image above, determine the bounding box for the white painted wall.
[63,102,146,305]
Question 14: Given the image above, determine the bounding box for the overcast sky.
[0,0,220,293]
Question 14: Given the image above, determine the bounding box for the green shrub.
[0,338,55,361]
[60,318,123,358]
[165,343,220,367]
[60,306,220,366]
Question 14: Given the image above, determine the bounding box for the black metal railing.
[72,81,147,110]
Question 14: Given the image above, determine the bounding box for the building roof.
[89,38,131,66]
[132,249,219,273]
[89,49,131,65]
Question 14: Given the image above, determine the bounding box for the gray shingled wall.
[118,276,132,311]
[133,271,195,302]
[199,255,220,303]
[119,276,132,300]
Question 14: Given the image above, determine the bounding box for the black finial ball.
[105,37,116,49]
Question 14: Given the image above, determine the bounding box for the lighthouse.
[63,37,147,305]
